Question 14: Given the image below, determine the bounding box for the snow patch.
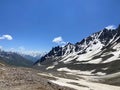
[95,72,106,75]
[46,65,55,70]
[57,67,93,75]
[86,58,102,64]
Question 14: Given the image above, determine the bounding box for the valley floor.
[0,66,120,90]
[0,66,72,90]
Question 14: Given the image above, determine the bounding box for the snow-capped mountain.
[35,25,120,75]
[18,52,46,62]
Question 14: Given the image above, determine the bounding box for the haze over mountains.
[0,49,33,67]
[0,48,46,67]
[17,51,46,62]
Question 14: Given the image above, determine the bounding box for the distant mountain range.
[17,52,46,62]
[0,50,33,67]
[0,48,46,67]
[35,25,120,75]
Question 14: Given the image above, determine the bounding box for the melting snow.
[46,65,55,70]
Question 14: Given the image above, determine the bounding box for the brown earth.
[0,66,74,90]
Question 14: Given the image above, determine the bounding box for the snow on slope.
[102,50,120,63]
[59,40,104,63]
[60,38,120,64]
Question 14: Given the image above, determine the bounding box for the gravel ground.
[0,66,74,90]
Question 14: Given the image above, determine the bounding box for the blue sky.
[0,0,120,53]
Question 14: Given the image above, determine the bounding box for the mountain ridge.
[35,25,120,76]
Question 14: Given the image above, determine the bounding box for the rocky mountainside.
[0,50,33,67]
[35,25,120,76]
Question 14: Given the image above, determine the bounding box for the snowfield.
[40,67,120,90]
[50,76,120,90]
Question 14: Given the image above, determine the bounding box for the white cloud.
[0,34,13,40]
[53,36,63,43]
[105,25,116,30]
[52,36,66,45]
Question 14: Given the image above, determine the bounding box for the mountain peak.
[66,42,74,45]
[35,25,120,70]
[105,25,117,30]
